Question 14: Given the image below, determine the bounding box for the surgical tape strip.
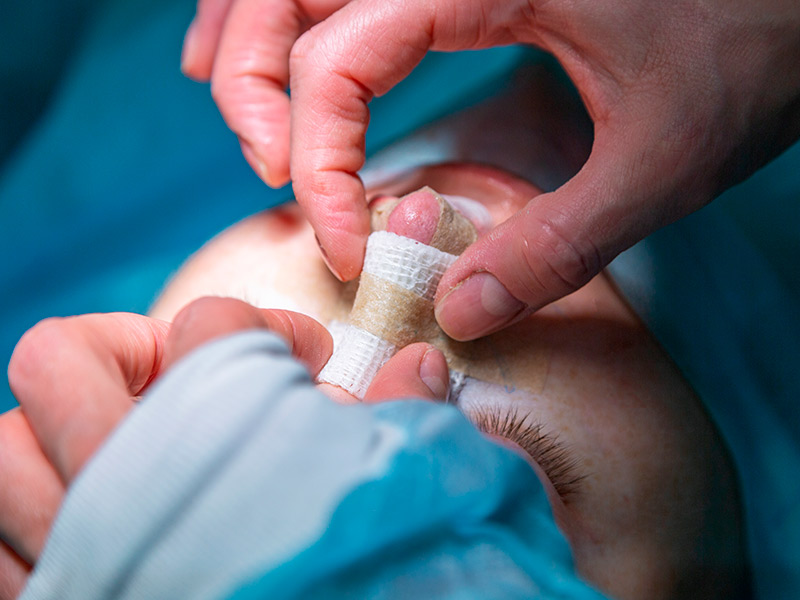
[362,231,458,301]
[325,318,469,402]
[318,231,458,399]
[321,324,397,399]
[318,191,548,400]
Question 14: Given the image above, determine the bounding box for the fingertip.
[237,123,291,187]
[239,137,289,188]
[418,347,449,400]
[315,223,368,282]
[181,18,216,81]
[164,297,267,369]
[435,272,526,341]
[180,21,200,77]
[364,343,449,403]
[181,0,238,80]
[259,310,333,377]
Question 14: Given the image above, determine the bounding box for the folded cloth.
[20,331,606,600]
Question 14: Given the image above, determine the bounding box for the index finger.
[288,0,535,281]
[7,314,170,483]
[163,297,333,377]
[288,0,440,281]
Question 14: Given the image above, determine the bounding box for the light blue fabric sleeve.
[20,330,607,600]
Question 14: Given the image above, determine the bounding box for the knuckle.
[519,213,602,296]
[289,29,319,68]
[294,170,344,211]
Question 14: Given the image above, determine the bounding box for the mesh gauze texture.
[317,231,458,398]
[362,232,458,302]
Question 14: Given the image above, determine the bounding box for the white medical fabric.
[325,320,349,350]
[362,231,458,302]
[318,231,458,398]
[318,325,396,398]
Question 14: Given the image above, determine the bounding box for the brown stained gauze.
[349,273,440,347]
[425,187,478,255]
[343,187,548,395]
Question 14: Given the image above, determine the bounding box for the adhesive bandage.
[318,231,460,398]
[318,188,549,400]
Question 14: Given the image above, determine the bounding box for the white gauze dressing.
[317,231,459,398]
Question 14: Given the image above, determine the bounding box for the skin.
[1,299,450,599]
[149,162,748,599]
[0,162,747,598]
[181,0,800,341]
[1,66,750,599]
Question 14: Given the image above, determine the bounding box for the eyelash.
[468,405,585,500]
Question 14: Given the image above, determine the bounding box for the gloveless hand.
[0,297,448,598]
[182,0,800,339]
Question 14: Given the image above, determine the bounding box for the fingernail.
[180,22,197,73]
[315,234,344,281]
[435,273,525,340]
[420,349,448,399]
[238,138,271,184]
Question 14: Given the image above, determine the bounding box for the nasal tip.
[385,189,441,244]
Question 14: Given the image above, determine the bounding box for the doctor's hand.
[1,312,171,599]
[182,0,800,340]
[0,297,446,598]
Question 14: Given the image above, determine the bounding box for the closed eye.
[468,405,586,500]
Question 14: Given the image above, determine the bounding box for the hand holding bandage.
[184,0,800,347]
[318,188,548,401]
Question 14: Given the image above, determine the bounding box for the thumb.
[363,343,449,403]
[288,0,527,282]
[434,137,691,341]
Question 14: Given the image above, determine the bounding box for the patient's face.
[151,163,746,600]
